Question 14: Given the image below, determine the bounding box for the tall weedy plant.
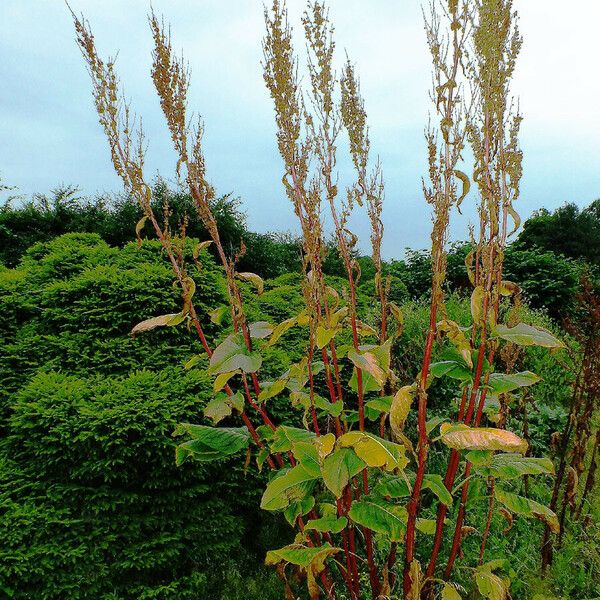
[73,1,565,598]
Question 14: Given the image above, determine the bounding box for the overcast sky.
[1,1,599,258]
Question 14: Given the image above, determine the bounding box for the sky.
[1,1,599,259]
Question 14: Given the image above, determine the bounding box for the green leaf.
[349,499,407,541]
[213,370,237,393]
[365,395,394,415]
[173,424,250,465]
[305,516,348,534]
[131,312,184,335]
[422,473,453,506]
[270,426,316,453]
[267,315,300,347]
[373,473,411,498]
[209,305,228,325]
[426,415,447,435]
[204,391,244,424]
[208,333,262,375]
[337,431,408,471]
[493,323,565,348]
[291,441,322,477]
[236,271,264,295]
[487,371,541,395]
[261,465,318,511]
[283,495,315,526]
[184,353,206,370]
[487,454,555,478]
[440,423,528,453]
[316,325,336,349]
[416,518,438,535]
[249,321,273,339]
[258,379,287,401]
[321,448,366,498]
[494,487,559,533]
[430,360,473,382]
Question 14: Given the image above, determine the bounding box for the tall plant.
[72,1,565,598]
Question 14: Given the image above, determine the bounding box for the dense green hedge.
[0,233,585,598]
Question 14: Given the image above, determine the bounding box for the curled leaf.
[237,271,264,295]
[131,312,184,336]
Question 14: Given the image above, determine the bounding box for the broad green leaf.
[209,305,228,325]
[493,323,565,348]
[422,473,453,506]
[442,583,462,600]
[466,450,494,467]
[305,516,348,534]
[390,385,415,437]
[208,333,262,375]
[131,312,184,335]
[316,325,336,349]
[249,321,273,339]
[487,371,541,395]
[258,379,287,401]
[265,543,340,599]
[236,271,264,295]
[291,441,321,477]
[429,360,473,382]
[474,569,508,600]
[349,368,383,393]
[349,499,407,542]
[416,518,438,534]
[365,395,394,415]
[440,423,528,453]
[373,473,411,498]
[261,465,318,511]
[270,426,316,453]
[426,415,447,435]
[321,448,365,498]
[337,431,408,471]
[204,391,244,424]
[173,424,250,465]
[283,495,315,526]
[487,454,555,478]
[265,542,339,569]
[494,487,559,533]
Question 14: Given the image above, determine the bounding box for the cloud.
[1,0,598,259]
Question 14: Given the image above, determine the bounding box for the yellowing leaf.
[321,448,365,498]
[474,569,508,600]
[316,325,336,349]
[337,431,408,471]
[438,320,473,368]
[471,286,485,324]
[268,315,299,347]
[390,385,415,437]
[258,379,287,401]
[494,487,559,533]
[442,583,462,600]
[131,312,184,336]
[135,215,147,247]
[499,280,521,296]
[316,433,336,459]
[237,271,264,295]
[440,423,528,453]
[213,370,237,393]
[347,349,386,388]
[454,169,470,211]
[193,240,213,258]
[260,465,318,511]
